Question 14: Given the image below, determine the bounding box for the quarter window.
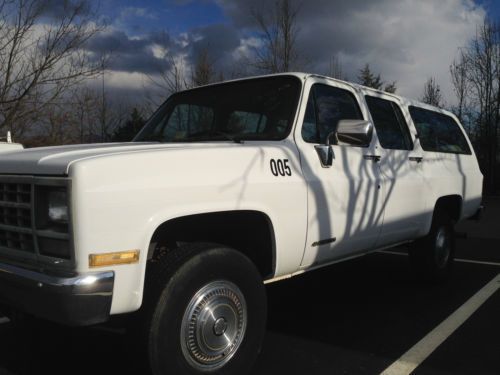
[302,84,363,144]
[409,106,471,154]
[365,96,413,150]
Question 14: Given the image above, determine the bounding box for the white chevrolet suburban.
[0,73,483,374]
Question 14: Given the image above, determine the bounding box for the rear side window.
[302,84,363,144]
[409,106,471,154]
[365,96,413,150]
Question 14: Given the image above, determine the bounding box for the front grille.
[0,177,72,265]
[0,182,34,253]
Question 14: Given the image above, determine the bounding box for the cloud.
[119,7,157,20]
[215,0,485,102]
[83,0,486,106]
[38,0,94,19]
[84,29,180,74]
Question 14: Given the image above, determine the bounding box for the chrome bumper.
[0,262,114,326]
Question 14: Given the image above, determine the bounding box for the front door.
[296,78,384,268]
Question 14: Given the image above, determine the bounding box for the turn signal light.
[89,250,140,268]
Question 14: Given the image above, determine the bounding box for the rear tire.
[409,210,455,282]
[138,243,267,375]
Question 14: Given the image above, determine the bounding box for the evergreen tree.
[358,63,397,93]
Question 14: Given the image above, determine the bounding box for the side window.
[301,84,363,144]
[409,106,471,154]
[365,96,413,150]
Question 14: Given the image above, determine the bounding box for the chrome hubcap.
[435,227,450,268]
[180,280,247,370]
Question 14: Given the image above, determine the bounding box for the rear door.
[363,92,426,246]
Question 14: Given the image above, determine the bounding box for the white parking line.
[378,250,500,267]
[0,317,9,324]
[380,273,500,375]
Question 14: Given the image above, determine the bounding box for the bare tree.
[153,55,188,95]
[328,54,343,80]
[251,0,302,73]
[462,20,499,192]
[146,31,189,107]
[191,48,216,88]
[421,77,443,107]
[450,51,469,123]
[70,86,99,143]
[0,0,104,136]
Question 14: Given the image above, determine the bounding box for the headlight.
[48,189,69,223]
[35,186,69,232]
[35,185,71,259]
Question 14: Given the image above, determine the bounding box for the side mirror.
[314,119,373,168]
[335,120,373,147]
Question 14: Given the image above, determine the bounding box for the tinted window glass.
[365,96,413,150]
[302,84,363,143]
[228,111,268,134]
[409,106,471,154]
[135,76,301,142]
[161,104,214,141]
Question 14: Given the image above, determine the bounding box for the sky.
[76,0,500,106]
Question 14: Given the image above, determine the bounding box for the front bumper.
[0,262,114,326]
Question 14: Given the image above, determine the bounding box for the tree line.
[0,0,498,193]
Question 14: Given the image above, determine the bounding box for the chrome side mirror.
[335,120,373,147]
[314,120,373,168]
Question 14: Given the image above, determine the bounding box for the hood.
[0,142,201,176]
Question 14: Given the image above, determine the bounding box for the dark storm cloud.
[188,23,241,71]
[84,30,178,74]
[214,0,484,100]
[82,23,241,76]
[214,0,407,73]
[39,0,94,19]
[190,24,240,54]
[86,30,151,54]
[90,0,484,103]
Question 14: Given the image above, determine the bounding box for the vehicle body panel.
[0,72,484,320]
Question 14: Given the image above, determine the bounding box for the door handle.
[409,156,423,163]
[363,154,381,162]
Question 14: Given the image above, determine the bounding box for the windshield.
[134,76,302,142]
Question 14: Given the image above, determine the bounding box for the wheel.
[138,243,267,375]
[409,210,455,282]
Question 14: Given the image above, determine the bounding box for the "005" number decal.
[270,159,292,177]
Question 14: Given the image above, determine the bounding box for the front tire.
[140,243,267,375]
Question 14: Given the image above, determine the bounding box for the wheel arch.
[423,195,463,235]
[144,210,277,280]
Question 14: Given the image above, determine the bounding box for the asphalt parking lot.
[1,198,499,375]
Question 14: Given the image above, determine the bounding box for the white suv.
[0,73,483,375]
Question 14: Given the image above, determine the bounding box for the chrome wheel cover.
[180,280,247,371]
[435,227,450,269]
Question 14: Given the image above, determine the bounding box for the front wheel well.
[147,210,276,279]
